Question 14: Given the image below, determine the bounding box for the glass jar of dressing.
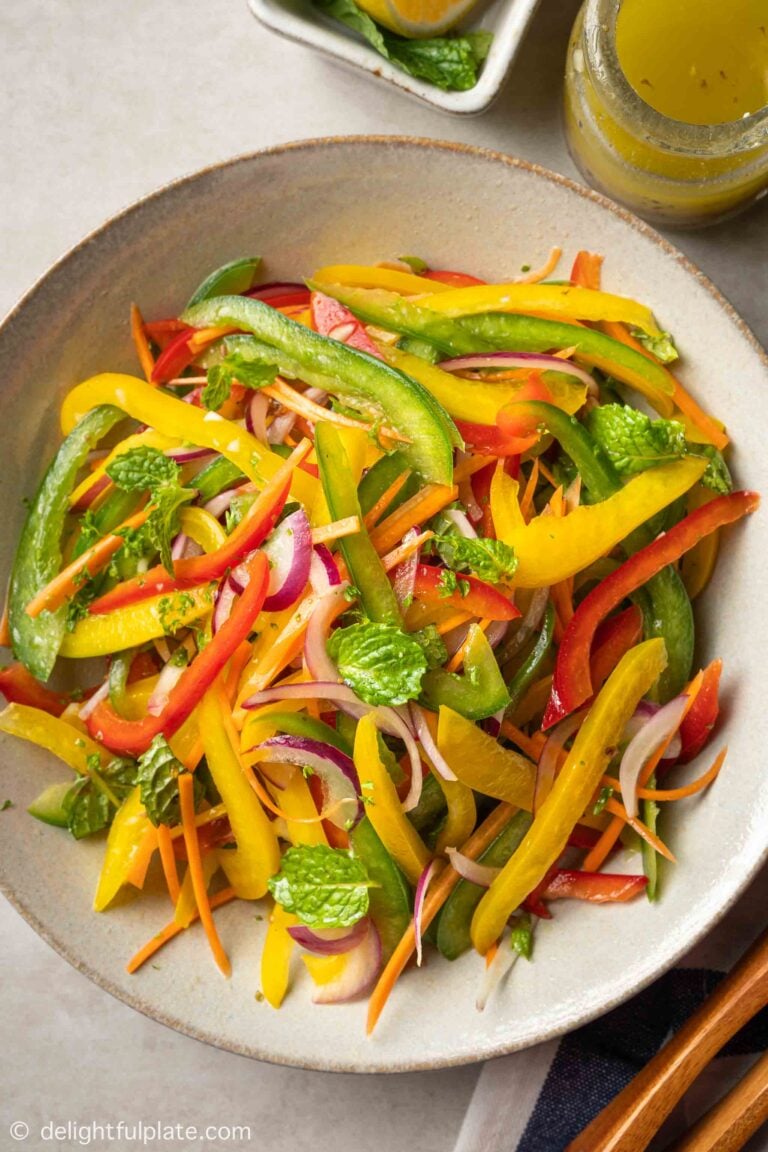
[564,0,768,227]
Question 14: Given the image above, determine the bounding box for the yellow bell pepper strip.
[380,346,587,426]
[418,282,663,337]
[94,786,155,911]
[85,551,268,756]
[9,405,125,681]
[433,773,477,857]
[59,583,215,658]
[275,772,329,848]
[437,706,536,810]
[261,904,299,1008]
[353,712,430,885]
[198,684,280,900]
[179,506,227,552]
[182,297,459,484]
[0,702,110,775]
[496,457,707,588]
[471,638,668,955]
[60,372,317,506]
[312,263,453,296]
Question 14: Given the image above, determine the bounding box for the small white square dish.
[247,0,542,114]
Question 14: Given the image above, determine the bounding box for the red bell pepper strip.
[544,491,760,728]
[173,816,235,860]
[87,550,269,755]
[412,563,521,622]
[263,291,312,310]
[423,270,487,288]
[143,319,191,348]
[677,658,722,765]
[310,291,382,358]
[570,251,604,291]
[589,604,644,690]
[0,663,69,716]
[454,420,539,458]
[88,453,297,615]
[543,870,647,903]
[150,327,200,384]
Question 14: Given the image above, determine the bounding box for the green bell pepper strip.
[357,451,419,521]
[406,772,448,837]
[506,601,555,716]
[436,810,533,960]
[641,776,660,901]
[71,487,141,560]
[193,456,247,504]
[9,405,125,680]
[472,637,668,954]
[350,817,412,963]
[182,296,459,484]
[251,709,353,755]
[185,256,261,309]
[315,422,402,627]
[310,283,675,416]
[421,624,509,721]
[510,400,695,702]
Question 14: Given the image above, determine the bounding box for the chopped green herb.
[267,844,372,928]
[328,620,428,706]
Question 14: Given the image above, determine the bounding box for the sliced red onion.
[534,710,586,814]
[245,391,269,443]
[414,859,439,967]
[476,918,534,1012]
[309,544,342,595]
[484,620,509,650]
[171,532,189,563]
[457,463,483,524]
[250,735,362,829]
[411,703,457,782]
[564,474,582,513]
[263,508,312,611]
[442,508,478,539]
[309,922,382,1004]
[498,586,550,664]
[445,847,500,889]
[392,528,420,611]
[438,352,595,389]
[303,386,327,405]
[212,574,238,634]
[625,700,682,760]
[620,695,690,818]
[442,620,471,658]
[247,281,307,301]
[267,410,297,445]
[71,473,110,513]
[287,918,369,955]
[78,679,109,721]
[164,445,215,463]
[203,486,243,521]
[147,642,193,716]
[304,586,349,683]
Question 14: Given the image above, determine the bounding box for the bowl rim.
[2,135,767,1074]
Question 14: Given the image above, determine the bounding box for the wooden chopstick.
[566,925,768,1152]
[668,1049,768,1152]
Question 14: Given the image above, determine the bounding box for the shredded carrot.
[126,887,236,974]
[435,611,473,636]
[243,762,326,824]
[363,470,412,529]
[369,484,458,555]
[224,641,252,705]
[604,797,676,862]
[264,379,409,444]
[130,304,155,384]
[454,454,496,484]
[311,516,361,545]
[583,670,706,871]
[178,773,231,976]
[519,460,540,522]
[187,325,236,352]
[515,246,563,285]
[381,529,434,573]
[367,801,515,1034]
[446,618,491,674]
[156,824,181,904]
[0,604,10,647]
[25,505,151,618]
[500,719,546,762]
[537,458,559,489]
[602,745,727,803]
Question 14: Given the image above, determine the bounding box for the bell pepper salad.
[0,249,758,1032]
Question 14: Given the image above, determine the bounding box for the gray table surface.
[1,2,766,1150]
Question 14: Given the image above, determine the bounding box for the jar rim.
[583,0,768,155]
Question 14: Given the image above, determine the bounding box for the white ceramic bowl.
[1,137,767,1073]
[248,0,541,114]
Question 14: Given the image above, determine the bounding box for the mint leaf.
[414,624,448,670]
[312,0,490,91]
[107,447,180,493]
[63,776,110,839]
[690,443,732,495]
[327,621,428,706]
[145,485,196,573]
[630,327,678,364]
[225,490,256,535]
[268,844,371,928]
[436,534,517,583]
[136,734,201,827]
[203,355,278,411]
[438,569,470,598]
[587,404,687,477]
